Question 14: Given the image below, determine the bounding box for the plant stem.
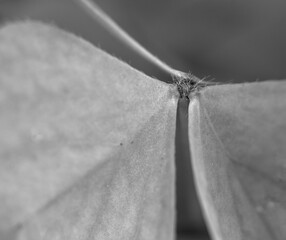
[75,0,200,82]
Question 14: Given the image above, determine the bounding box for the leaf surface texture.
[189,81,286,240]
[0,22,178,240]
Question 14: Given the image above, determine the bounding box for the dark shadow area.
[175,97,210,239]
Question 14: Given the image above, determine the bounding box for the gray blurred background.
[1,0,286,239]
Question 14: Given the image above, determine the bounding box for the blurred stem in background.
[2,0,286,83]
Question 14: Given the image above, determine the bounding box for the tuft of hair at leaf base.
[173,73,207,98]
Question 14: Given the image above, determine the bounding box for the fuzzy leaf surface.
[0,22,178,240]
[188,81,286,240]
